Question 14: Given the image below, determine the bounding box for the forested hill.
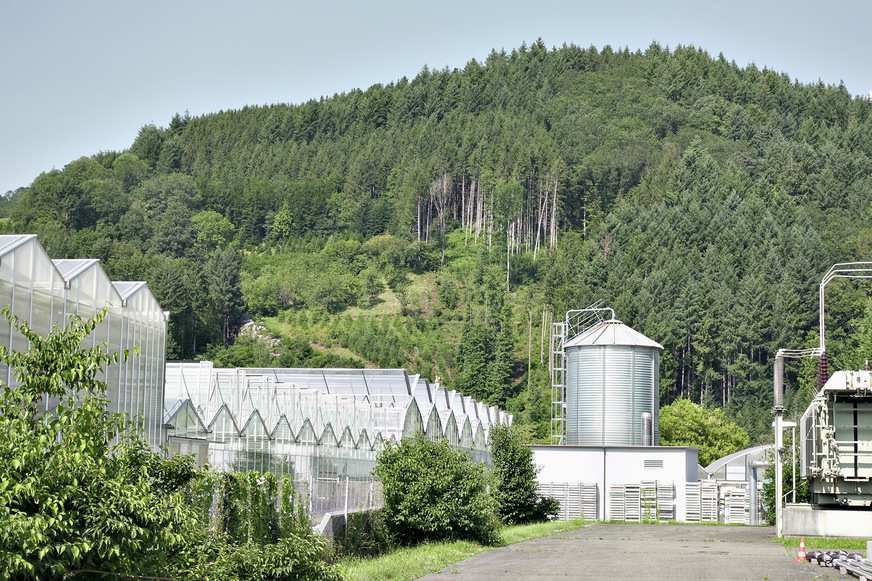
[5,40,872,442]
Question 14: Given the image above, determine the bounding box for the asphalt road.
[418,523,836,580]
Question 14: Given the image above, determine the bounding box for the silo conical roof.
[564,319,663,350]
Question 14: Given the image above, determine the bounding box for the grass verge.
[775,536,868,551]
[338,520,586,581]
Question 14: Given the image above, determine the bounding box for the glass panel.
[0,247,14,385]
[29,243,54,338]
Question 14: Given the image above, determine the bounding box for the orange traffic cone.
[795,537,807,562]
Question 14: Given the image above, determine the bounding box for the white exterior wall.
[533,445,699,521]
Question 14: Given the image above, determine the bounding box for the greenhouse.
[163,362,510,515]
[0,234,168,450]
[1,234,511,519]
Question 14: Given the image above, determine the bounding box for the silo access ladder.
[550,301,615,445]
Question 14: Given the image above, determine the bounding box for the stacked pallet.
[624,484,641,522]
[724,489,749,524]
[609,485,626,521]
[580,483,598,520]
[656,482,675,521]
[537,482,599,521]
[700,482,719,522]
[685,481,719,522]
[685,483,702,522]
[562,483,581,520]
[641,481,658,520]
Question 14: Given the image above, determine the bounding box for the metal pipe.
[775,407,783,537]
[774,356,784,410]
[748,460,771,526]
[641,412,653,447]
[772,347,820,538]
[749,463,758,525]
[792,424,796,503]
[818,262,872,353]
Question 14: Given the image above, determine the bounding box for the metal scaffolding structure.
[549,301,613,445]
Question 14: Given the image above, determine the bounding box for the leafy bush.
[490,425,558,524]
[192,536,341,581]
[373,435,500,546]
[659,398,750,466]
[0,309,340,581]
[329,509,394,559]
[0,309,196,579]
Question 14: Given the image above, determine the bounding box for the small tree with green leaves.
[373,435,499,545]
[659,398,750,466]
[490,424,558,524]
[0,308,197,579]
[0,308,341,581]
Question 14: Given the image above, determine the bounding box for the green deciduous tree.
[193,209,236,252]
[0,308,196,579]
[659,398,750,466]
[489,425,557,524]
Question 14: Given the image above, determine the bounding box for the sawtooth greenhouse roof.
[163,361,510,477]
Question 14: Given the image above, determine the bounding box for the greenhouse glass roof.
[164,361,510,455]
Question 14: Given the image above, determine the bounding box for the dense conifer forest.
[5,40,872,443]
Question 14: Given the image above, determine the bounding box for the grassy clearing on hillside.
[338,520,586,581]
[310,343,371,366]
[343,288,402,318]
[339,272,436,319]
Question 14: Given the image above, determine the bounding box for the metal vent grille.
[644,459,663,469]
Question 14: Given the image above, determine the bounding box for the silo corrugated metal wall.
[565,336,660,446]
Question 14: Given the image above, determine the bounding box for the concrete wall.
[783,504,872,538]
[532,445,699,521]
[315,509,375,543]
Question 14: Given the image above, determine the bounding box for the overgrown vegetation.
[659,399,751,466]
[490,425,559,524]
[331,428,557,563]
[0,310,339,580]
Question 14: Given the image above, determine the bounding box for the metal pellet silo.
[564,319,663,446]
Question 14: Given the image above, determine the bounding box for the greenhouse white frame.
[0,234,169,450]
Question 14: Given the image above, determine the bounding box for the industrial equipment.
[800,370,872,506]
[551,304,663,447]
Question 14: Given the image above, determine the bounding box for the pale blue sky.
[2,0,870,195]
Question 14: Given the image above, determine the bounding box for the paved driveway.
[419,523,833,580]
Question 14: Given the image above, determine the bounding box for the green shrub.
[185,535,340,581]
[490,424,558,524]
[0,309,199,579]
[0,308,340,580]
[373,435,500,546]
[329,509,394,559]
